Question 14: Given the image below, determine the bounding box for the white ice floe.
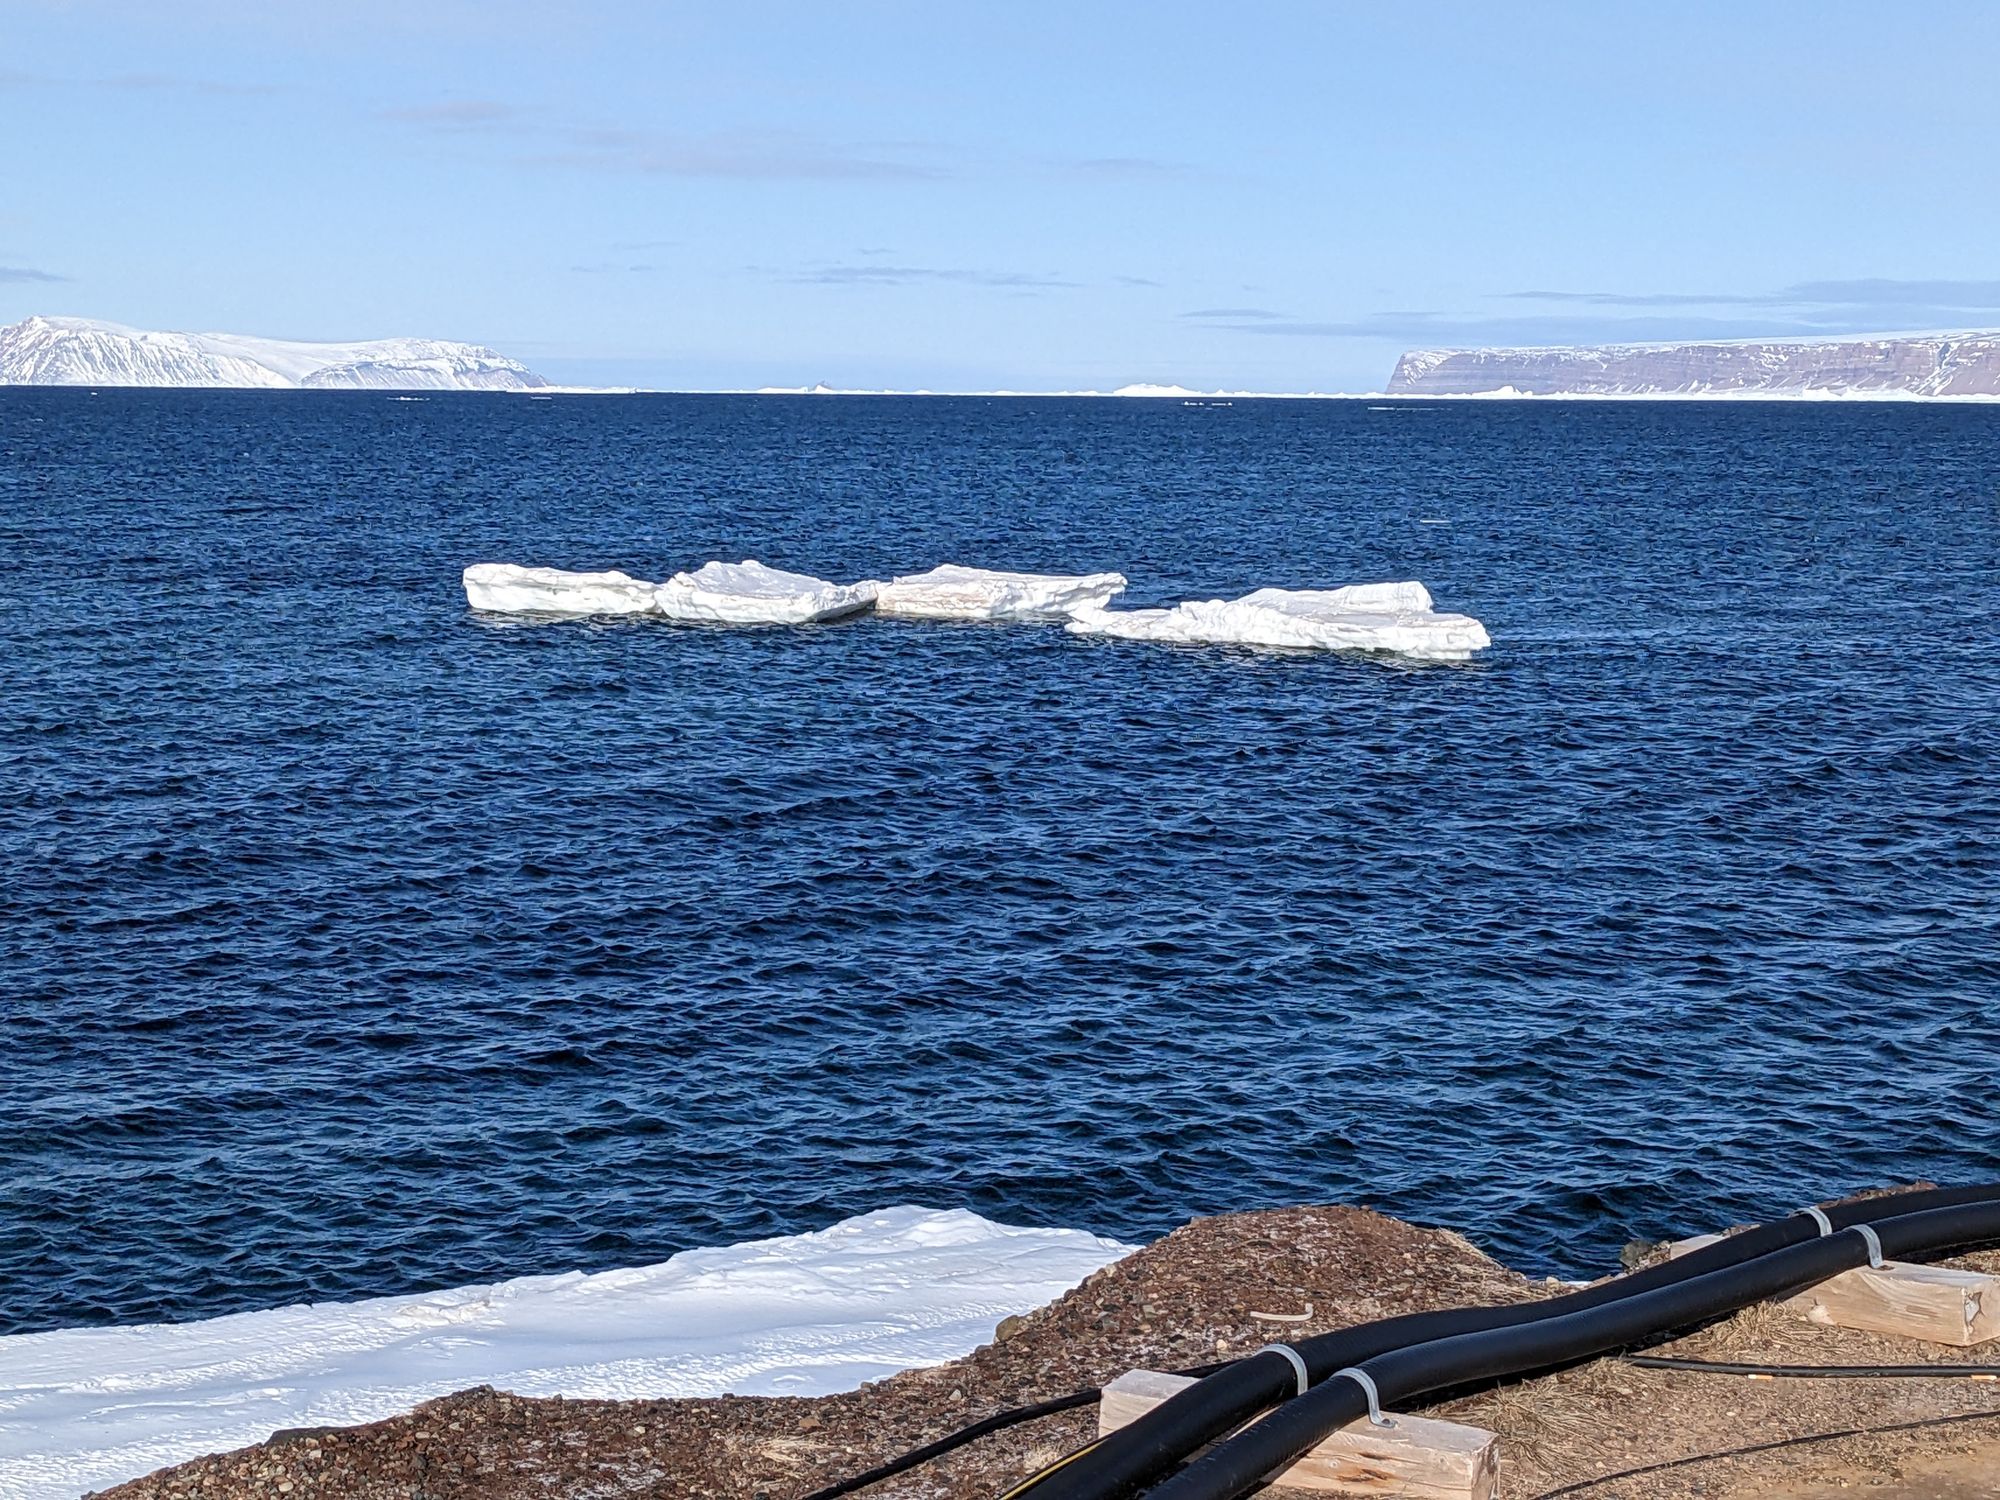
[653,559,879,625]
[461,563,660,616]
[873,565,1128,621]
[0,1206,1131,1500]
[1067,581,1491,660]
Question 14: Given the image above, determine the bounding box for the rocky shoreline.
[97,1201,2000,1500]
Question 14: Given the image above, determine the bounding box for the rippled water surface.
[3,391,1996,1334]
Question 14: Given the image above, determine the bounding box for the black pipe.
[1017,1183,2000,1500]
[1143,1197,2000,1500]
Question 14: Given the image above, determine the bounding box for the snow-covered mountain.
[1388,332,2000,397]
[0,315,549,390]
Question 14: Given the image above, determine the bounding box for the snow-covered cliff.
[0,315,549,390]
[1388,333,2000,397]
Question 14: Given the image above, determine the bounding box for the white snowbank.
[873,565,1128,620]
[0,1206,1131,1500]
[653,560,880,625]
[462,563,660,616]
[1068,582,1491,660]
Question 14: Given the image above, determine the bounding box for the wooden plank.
[1783,1261,2000,1347]
[1669,1231,2000,1346]
[1099,1369,1497,1499]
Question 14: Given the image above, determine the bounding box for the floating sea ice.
[873,565,1128,620]
[653,559,880,625]
[462,563,659,616]
[1067,581,1491,660]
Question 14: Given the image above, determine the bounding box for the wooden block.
[1099,1369,1497,1499]
[1668,1230,1999,1345]
[1783,1260,2000,1346]
[1667,1232,1727,1259]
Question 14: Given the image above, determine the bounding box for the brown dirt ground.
[93,1204,2000,1500]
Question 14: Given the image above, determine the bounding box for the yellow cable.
[995,1436,1105,1499]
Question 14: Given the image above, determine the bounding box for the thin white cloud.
[378,99,519,129]
[1504,279,2000,312]
[530,127,947,181]
[378,97,1182,185]
[791,265,1080,289]
[0,68,272,96]
[1208,312,1887,343]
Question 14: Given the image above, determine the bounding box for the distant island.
[0,315,549,390]
[1388,332,2000,398]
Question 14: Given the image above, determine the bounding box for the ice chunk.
[1067,581,1490,660]
[462,563,659,616]
[873,565,1127,620]
[653,559,879,625]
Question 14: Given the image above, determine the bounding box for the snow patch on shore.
[0,1207,1132,1500]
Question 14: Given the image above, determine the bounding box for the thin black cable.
[797,1362,1230,1500]
[1626,1354,2000,1379]
[795,1391,1100,1500]
[1530,1405,2000,1497]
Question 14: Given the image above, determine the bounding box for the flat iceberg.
[0,1206,1132,1500]
[873,565,1127,620]
[462,563,659,616]
[1067,581,1491,660]
[653,559,879,625]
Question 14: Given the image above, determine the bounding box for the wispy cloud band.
[1185,279,2000,346]
[1504,279,2000,312]
[791,265,1079,288]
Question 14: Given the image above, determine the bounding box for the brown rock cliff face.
[1389,334,2000,396]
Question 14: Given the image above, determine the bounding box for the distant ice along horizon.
[9,314,2000,399]
[0,315,551,392]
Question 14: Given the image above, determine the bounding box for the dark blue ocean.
[3,391,1996,1336]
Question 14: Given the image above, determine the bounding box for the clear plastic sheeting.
[653,559,880,625]
[461,563,660,616]
[1067,582,1491,660]
[873,565,1128,620]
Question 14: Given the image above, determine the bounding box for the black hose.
[1142,1196,2000,1500]
[1016,1182,2000,1500]
[1625,1354,2000,1379]
[796,1363,1230,1500]
[795,1390,1100,1500]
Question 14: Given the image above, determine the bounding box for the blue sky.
[4,1,1998,391]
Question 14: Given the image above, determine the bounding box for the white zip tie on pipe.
[1798,1205,1834,1236]
[1328,1366,1395,1427]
